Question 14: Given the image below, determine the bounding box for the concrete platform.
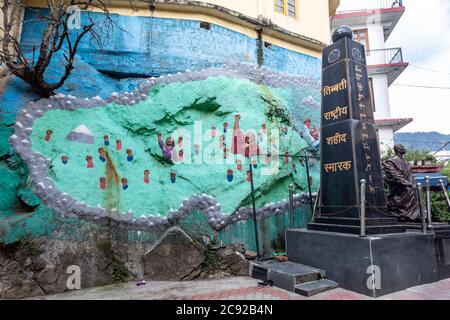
[286,229,440,298]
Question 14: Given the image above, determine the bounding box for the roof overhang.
[331,6,405,41]
[375,118,413,132]
[368,62,409,86]
[329,0,341,16]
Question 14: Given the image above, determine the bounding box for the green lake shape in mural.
[29,75,320,218]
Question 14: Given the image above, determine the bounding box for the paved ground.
[30,277,450,300]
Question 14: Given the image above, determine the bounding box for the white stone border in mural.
[9,63,319,231]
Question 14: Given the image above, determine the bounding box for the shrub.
[431,191,450,223]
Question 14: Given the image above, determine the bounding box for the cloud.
[338,0,450,134]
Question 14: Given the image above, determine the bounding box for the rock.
[2,279,44,299]
[244,250,257,260]
[0,236,138,299]
[216,246,234,259]
[36,266,68,294]
[221,251,249,276]
[143,227,205,281]
[17,188,41,210]
[201,235,211,246]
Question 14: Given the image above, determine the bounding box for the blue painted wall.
[2,7,321,119]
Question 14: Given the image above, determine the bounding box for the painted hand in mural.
[158,132,176,162]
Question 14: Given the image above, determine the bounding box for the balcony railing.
[376,0,403,9]
[366,47,404,65]
[336,0,403,14]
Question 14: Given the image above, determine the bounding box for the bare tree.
[0,0,127,97]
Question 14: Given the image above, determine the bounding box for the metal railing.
[366,47,404,65]
[377,0,403,9]
[360,179,366,237]
[336,0,403,14]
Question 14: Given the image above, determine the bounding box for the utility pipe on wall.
[258,0,264,19]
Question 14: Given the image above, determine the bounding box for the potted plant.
[424,153,435,165]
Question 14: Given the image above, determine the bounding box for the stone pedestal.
[286,229,439,297]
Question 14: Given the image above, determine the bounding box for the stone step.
[308,222,406,235]
[251,260,337,296]
[315,217,398,226]
[295,279,339,297]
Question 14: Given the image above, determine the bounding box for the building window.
[275,0,297,18]
[369,78,376,112]
[353,29,370,53]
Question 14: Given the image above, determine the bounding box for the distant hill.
[394,132,450,151]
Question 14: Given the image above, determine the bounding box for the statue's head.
[394,144,406,156]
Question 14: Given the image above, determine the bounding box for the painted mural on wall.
[0,8,323,251]
[10,64,321,232]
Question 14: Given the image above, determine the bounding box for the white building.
[331,0,412,151]
[434,151,450,164]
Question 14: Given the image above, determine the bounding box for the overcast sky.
[338,0,450,134]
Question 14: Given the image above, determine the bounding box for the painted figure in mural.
[227,169,233,182]
[99,177,106,190]
[116,139,122,151]
[244,133,260,158]
[232,114,244,155]
[170,171,177,184]
[144,170,150,184]
[103,135,110,146]
[231,113,260,158]
[157,132,176,161]
[121,177,128,190]
[86,155,93,168]
[246,170,251,182]
[236,159,243,171]
[303,118,320,150]
[45,129,53,141]
[98,147,106,162]
[383,144,421,221]
[284,152,289,164]
[126,149,133,162]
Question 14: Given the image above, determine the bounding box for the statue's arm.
[383,160,414,187]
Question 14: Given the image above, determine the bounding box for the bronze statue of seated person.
[383,144,421,222]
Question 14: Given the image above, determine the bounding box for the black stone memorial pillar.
[309,27,404,235]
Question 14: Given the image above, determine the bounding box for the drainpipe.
[256,28,264,67]
[257,0,264,20]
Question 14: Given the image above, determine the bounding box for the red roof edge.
[368,62,409,69]
[375,118,413,126]
[332,6,405,20]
